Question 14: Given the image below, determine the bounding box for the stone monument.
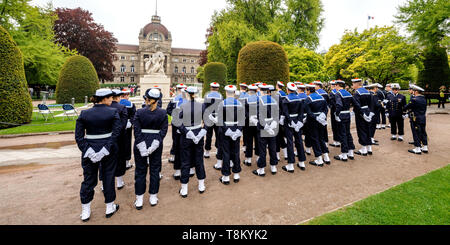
[139,51,171,100]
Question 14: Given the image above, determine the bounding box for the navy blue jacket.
[386,93,407,117]
[304,92,328,120]
[335,89,354,122]
[404,95,427,124]
[281,92,304,126]
[352,87,373,117]
[133,107,168,146]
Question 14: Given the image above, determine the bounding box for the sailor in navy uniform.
[243,84,260,166]
[366,84,382,150]
[110,89,129,190]
[386,83,407,141]
[119,89,136,170]
[313,81,330,147]
[203,82,224,165]
[304,83,330,166]
[296,83,310,156]
[275,81,288,161]
[328,80,341,148]
[376,84,387,129]
[253,84,279,176]
[238,83,249,154]
[176,86,207,198]
[407,84,417,145]
[166,83,187,179]
[217,85,245,184]
[351,78,374,156]
[76,89,121,222]
[405,85,428,154]
[333,80,356,161]
[385,84,393,128]
[281,82,306,172]
[133,89,168,209]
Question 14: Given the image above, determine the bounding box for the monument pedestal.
[140,74,171,99]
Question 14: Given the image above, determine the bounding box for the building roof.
[116,44,139,52]
[171,48,202,56]
[143,22,169,39]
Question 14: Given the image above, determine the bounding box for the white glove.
[315,113,327,126]
[176,129,181,134]
[269,121,277,130]
[402,114,408,119]
[93,147,110,163]
[363,112,375,122]
[335,113,341,122]
[83,147,96,159]
[385,113,389,117]
[383,99,389,104]
[126,119,132,129]
[266,128,275,136]
[249,115,258,126]
[186,130,196,141]
[279,116,285,126]
[147,140,160,155]
[137,141,149,157]
[196,129,207,140]
[231,129,242,141]
[208,114,218,124]
[295,122,304,132]
[303,117,307,123]
[225,128,234,137]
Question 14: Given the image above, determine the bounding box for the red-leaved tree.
[54,7,117,82]
[198,26,214,66]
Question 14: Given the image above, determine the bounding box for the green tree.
[196,66,205,83]
[56,55,100,104]
[417,46,450,90]
[324,26,418,86]
[0,25,33,129]
[207,0,324,81]
[1,1,75,86]
[284,45,326,83]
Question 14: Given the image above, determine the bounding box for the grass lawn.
[0,112,76,135]
[305,165,450,225]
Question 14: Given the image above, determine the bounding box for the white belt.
[264,118,274,122]
[225,121,238,125]
[313,112,322,115]
[85,133,112,139]
[141,129,160,134]
[289,114,298,117]
[361,106,368,109]
[186,125,202,130]
[340,111,350,114]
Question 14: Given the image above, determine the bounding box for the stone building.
[110,14,202,87]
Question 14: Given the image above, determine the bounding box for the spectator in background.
[438,85,446,108]
[424,84,432,106]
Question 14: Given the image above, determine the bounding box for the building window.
[173,58,179,62]
[120,56,125,60]
[174,66,178,74]
[191,59,195,63]
[130,77,135,82]
[120,64,126,72]
[191,77,194,83]
[130,65,135,73]
[183,58,187,63]
[131,56,136,61]
[182,67,186,74]
[149,32,162,41]
[120,77,125,82]
[191,67,195,74]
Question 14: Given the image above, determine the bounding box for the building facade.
[110,14,202,87]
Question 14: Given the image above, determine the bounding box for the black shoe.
[252,170,265,177]
[219,177,230,185]
[233,178,240,183]
[329,143,340,147]
[354,151,367,156]
[168,159,174,163]
[126,165,133,170]
[81,217,90,222]
[271,171,277,175]
[213,165,222,170]
[282,166,294,173]
[135,204,143,210]
[296,164,306,171]
[284,157,288,160]
[408,142,415,145]
[203,156,210,159]
[179,189,188,198]
[117,186,124,190]
[334,156,348,162]
[422,150,428,154]
[309,161,323,167]
[243,161,251,167]
[408,149,421,155]
[348,155,355,160]
[106,204,119,218]
[324,160,331,165]
[199,189,205,194]
[305,152,311,156]
[368,151,373,155]
[189,173,195,178]
[173,175,180,180]
[398,138,403,142]
[391,137,396,141]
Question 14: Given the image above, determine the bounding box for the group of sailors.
[75,78,428,222]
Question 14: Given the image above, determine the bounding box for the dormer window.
[149,32,163,41]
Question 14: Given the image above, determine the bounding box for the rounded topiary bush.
[56,55,99,103]
[237,41,289,86]
[0,26,33,129]
[203,62,227,96]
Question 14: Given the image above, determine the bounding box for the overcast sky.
[31,0,409,52]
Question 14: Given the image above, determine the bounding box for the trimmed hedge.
[203,62,227,96]
[237,41,290,86]
[56,55,100,103]
[418,45,450,91]
[0,26,33,129]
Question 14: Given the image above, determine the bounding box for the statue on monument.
[144,51,165,75]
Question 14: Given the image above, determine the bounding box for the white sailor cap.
[297,83,306,88]
[259,83,270,90]
[176,83,187,89]
[330,80,336,85]
[376,83,383,88]
[312,81,323,86]
[410,84,424,92]
[239,83,248,88]
[121,89,131,94]
[391,83,401,89]
[335,80,345,85]
[147,88,161,99]
[248,84,258,90]
[351,78,362,83]
[385,83,391,88]
[287,82,297,91]
[294,81,301,85]
[225,85,237,92]
[210,82,220,88]
[268,85,275,91]
[112,89,123,96]
[306,83,316,88]
[152,85,162,90]
[277,81,285,87]
[185,86,198,94]
[95,88,113,97]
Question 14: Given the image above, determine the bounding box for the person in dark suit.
[386,83,407,142]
